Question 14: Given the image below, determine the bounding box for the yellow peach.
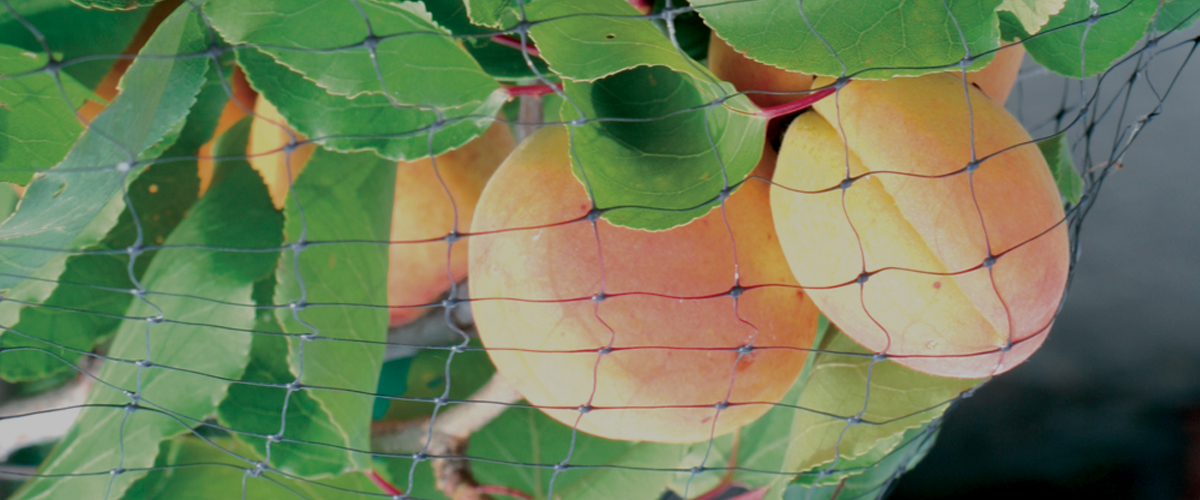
[770,73,1068,379]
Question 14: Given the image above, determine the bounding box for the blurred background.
[893,26,1200,500]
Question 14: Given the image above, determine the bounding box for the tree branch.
[371,374,523,500]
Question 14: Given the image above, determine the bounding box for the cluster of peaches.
[231,37,1068,445]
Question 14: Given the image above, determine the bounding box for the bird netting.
[0,0,1197,499]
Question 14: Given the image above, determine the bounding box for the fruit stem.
[754,85,840,120]
[490,35,541,58]
[503,83,563,98]
[627,0,654,15]
[365,469,403,496]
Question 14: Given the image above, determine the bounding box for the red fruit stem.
[365,470,403,496]
[491,35,541,58]
[475,485,536,500]
[755,85,840,120]
[504,82,563,98]
[627,0,654,14]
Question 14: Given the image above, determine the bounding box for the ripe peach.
[245,96,314,208]
[386,121,514,327]
[964,43,1025,104]
[708,34,815,109]
[770,73,1068,379]
[198,67,259,196]
[242,102,513,326]
[469,126,819,443]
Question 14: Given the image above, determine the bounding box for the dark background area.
[893,28,1200,500]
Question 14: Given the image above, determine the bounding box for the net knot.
[591,292,607,303]
[838,177,855,191]
[116,161,133,173]
[42,57,62,74]
[577,404,592,414]
[203,43,224,60]
[585,208,603,223]
[855,271,871,285]
[362,34,381,51]
[737,344,754,355]
[714,401,729,411]
[982,255,997,269]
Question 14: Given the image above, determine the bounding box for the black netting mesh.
[0,0,1197,499]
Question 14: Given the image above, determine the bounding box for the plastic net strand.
[0,0,1198,499]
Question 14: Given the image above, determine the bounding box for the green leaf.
[379,339,495,422]
[466,0,519,28]
[0,3,210,293]
[74,0,156,10]
[692,0,1002,79]
[273,147,395,474]
[237,48,506,161]
[997,0,1068,34]
[1037,134,1084,205]
[0,44,91,185]
[777,331,977,482]
[652,0,711,62]
[783,427,941,500]
[561,65,765,230]
[9,120,283,500]
[1022,0,1159,77]
[1154,0,1200,31]
[0,183,18,222]
[422,0,551,82]
[205,0,501,109]
[377,405,688,500]
[0,51,231,382]
[0,0,149,88]
[125,436,381,500]
[525,0,702,83]
[373,356,412,420]
[217,282,353,478]
[669,325,976,497]
[999,10,1035,41]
